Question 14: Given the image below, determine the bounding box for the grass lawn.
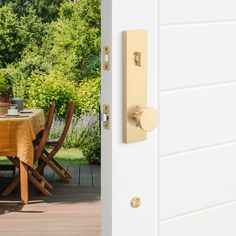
[0,148,88,166]
[54,148,88,165]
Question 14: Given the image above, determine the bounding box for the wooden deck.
[0,165,101,236]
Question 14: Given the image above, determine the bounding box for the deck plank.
[91,166,101,187]
[0,185,100,236]
[43,165,55,183]
[79,165,93,186]
[67,166,80,185]
[0,164,101,235]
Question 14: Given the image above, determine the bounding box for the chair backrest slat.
[57,100,75,149]
[35,102,56,161]
[47,101,74,159]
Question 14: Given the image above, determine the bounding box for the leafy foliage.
[0,0,101,76]
[26,71,80,117]
[0,6,25,67]
[0,6,45,67]
[0,0,63,22]
[77,115,101,165]
[77,78,100,116]
[47,0,101,81]
[49,115,101,164]
[0,0,101,160]
[0,70,12,95]
[74,0,101,79]
[50,117,84,149]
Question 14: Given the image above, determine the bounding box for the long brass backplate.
[123,30,147,143]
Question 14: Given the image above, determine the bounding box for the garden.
[0,0,101,165]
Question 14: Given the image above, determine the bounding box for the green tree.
[0,0,63,22]
[0,6,24,67]
[0,5,45,67]
[0,0,101,117]
[50,0,101,81]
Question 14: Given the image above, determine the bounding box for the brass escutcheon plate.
[123,30,148,143]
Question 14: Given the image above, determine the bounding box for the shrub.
[77,78,100,116]
[49,114,101,165]
[63,117,83,148]
[78,114,101,165]
[0,63,35,98]
[0,70,12,96]
[26,71,80,117]
[49,117,82,149]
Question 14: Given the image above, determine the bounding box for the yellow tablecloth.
[0,109,45,167]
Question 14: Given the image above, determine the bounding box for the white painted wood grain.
[160,142,236,220]
[160,83,236,155]
[161,200,236,236]
[160,23,236,91]
[160,0,236,24]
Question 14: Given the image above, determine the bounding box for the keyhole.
[134,52,141,67]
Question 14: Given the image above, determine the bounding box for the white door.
[102,0,236,235]
[101,0,158,235]
[160,1,236,235]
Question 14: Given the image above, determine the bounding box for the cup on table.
[8,105,18,115]
[11,98,24,112]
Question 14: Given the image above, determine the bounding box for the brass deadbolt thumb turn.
[133,107,158,131]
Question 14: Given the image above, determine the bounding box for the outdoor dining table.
[0,109,45,204]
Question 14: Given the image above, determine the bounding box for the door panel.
[160,202,236,236]
[160,1,236,233]
[160,84,236,155]
[160,0,236,24]
[160,23,236,90]
[160,143,236,220]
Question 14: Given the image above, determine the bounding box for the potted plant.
[0,76,12,114]
[0,77,12,102]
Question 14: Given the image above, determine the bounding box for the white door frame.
[101,0,159,235]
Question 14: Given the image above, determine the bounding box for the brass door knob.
[133,107,158,131]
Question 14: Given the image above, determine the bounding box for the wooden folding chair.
[37,101,75,183]
[2,103,56,197]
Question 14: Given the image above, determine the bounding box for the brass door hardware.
[133,107,158,131]
[103,46,110,71]
[133,52,142,67]
[101,104,110,129]
[130,197,141,208]
[123,30,158,143]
